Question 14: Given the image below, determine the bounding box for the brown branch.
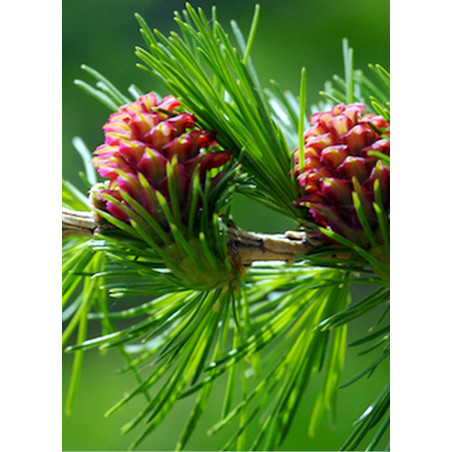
[225,227,323,265]
[62,209,324,264]
[62,208,98,239]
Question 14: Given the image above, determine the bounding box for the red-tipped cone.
[91,93,231,232]
[294,103,389,247]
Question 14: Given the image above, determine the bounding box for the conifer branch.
[62,209,324,264]
[62,8,389,448]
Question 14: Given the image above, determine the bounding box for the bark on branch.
[62,208,98,239]
[62,208,323,264]
[225,227,322,265]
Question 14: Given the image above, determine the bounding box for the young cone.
[294,103,390,248]
[91,93,230,235]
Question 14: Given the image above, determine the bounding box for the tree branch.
[62,208,98,239]
[225,226,322,265]
[62,209,324,264]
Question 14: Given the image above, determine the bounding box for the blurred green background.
[63,0,389,450]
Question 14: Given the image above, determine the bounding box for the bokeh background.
[62,0,390,450]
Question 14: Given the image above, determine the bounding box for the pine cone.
[294,103,389,247]
[91,93,230,232]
